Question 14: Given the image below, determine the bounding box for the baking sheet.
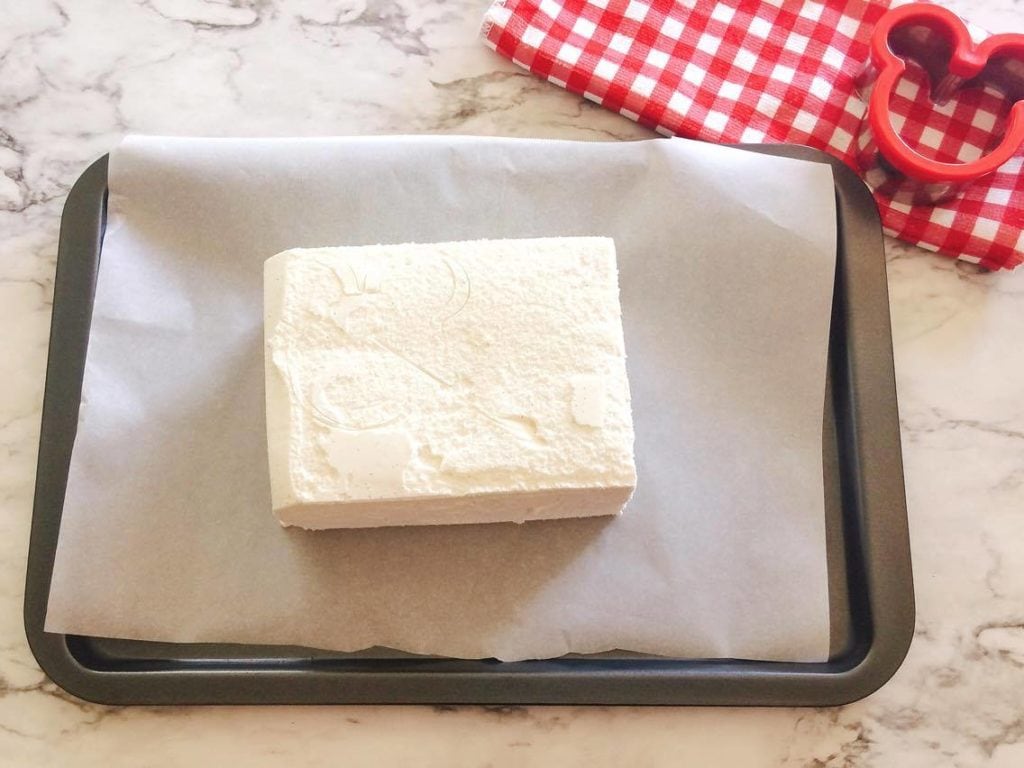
[45,135,836,662]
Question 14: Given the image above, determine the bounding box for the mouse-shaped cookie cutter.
[854,3,1024,204]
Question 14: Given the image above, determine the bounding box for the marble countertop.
[2,0,1023,764]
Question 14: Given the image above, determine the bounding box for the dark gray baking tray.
[24,144,913,706]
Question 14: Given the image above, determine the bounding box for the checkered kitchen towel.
[482,0,1023,269]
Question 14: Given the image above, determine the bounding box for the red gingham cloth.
[481,0,1024,270]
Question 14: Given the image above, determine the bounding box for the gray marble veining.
[1,0,1022,764]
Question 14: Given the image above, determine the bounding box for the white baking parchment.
[46,135,837,662]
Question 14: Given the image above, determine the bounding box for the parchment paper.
[46,135,837,661]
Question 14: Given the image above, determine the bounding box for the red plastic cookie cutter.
[855,3,1024,204]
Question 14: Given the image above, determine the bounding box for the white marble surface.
[2,0,1023,764]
